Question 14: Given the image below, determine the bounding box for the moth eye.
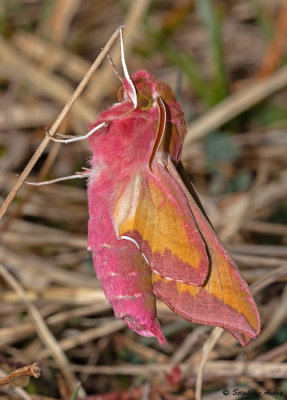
[137,92,153,110]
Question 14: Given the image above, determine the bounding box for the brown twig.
[257,1,287,77]
[195,327,223,400]
[0,26,123,221]
[38,320,125,359]
[0,363,40,387]
[169,326,210,368]
[251,264,287,296]
[0,371,33,400]
[0,263,84,396]
[69,360,287,379]
[1,141,62,233]
[183,64,287,151]
[41,0,82,43]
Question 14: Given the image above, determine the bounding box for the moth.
[36,29,260,346]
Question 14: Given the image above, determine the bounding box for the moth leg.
[26,171,90,186]
[49,131,75,139]
[46,122,106,144]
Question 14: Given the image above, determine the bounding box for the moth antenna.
[119,27,137,108]
[107,53,123,82]
[46,122,106,144]
[26,172,90,186]
[149,97,166,172]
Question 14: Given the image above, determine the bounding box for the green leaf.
[204,131,240,170]
[196,0,228,103]
[252,103,287,126]
[144,22,212,106]
[250,0,274,40]
[70,383,81,400]
[176,51,212,105]
[228,172,252,192]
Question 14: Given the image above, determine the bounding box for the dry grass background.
[0,0,287,399]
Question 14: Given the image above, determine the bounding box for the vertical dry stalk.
[0,26,123,221]
[195,327,223,400]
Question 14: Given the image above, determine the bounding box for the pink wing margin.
[152,159,261,346]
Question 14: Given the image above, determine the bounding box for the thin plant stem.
[0,26,123,221]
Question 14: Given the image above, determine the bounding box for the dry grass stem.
[195,327,223,400]
[0,363,41,387]
[0,263,84,397]
[1,4,287,398]
[183,64,287,151]
[0,26,123,221]
[69,360,287,379]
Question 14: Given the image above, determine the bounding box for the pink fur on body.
[87,71,184,343]
[86,70,260,346]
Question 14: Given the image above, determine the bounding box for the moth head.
[118,73,154,111]
[132,70,177,110]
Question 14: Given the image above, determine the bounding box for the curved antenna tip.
[119,29,137,108]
